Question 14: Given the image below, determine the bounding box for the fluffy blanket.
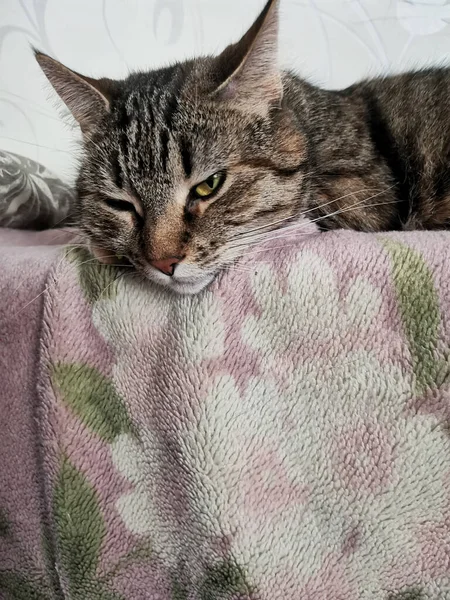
[1,226,450,599]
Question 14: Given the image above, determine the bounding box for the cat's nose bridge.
[146,205,186,269]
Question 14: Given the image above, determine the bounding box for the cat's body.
[35,0,450,294]
[289,69,450,232]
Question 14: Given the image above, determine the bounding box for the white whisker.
[97,271,130,301]
[230,186,383,242]
[14,245,78,314]
[229,199,398,261]
[227,187,397,252]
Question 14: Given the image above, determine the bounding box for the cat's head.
[35,0,309,294]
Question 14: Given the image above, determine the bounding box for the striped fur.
[35,0,450,294]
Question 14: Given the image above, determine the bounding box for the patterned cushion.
[0,150,75,230]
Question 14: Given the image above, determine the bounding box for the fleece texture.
[1,227,450,599]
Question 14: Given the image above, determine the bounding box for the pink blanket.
[1,227,450,599]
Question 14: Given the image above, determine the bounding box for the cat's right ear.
[34,50,113,135]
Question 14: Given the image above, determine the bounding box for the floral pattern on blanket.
[3,231,450,599]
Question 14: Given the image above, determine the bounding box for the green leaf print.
[99,540,153,587]
[384,240,442,393]
[387,589,425,600]
[76,580,125,600]
[66,247,121,304]
[171,579,189,600]
[171,570,189,600]
[0,511,56,600]
[199,560,253,600]
[52,362,134,443]
[0,508,10,537]
[0,571,51,600]
[53,457,105,595]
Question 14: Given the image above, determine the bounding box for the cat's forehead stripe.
[112,150,124,189]
[114,67,190,181]
[179,137,192,178]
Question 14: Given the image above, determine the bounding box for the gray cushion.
[0,150,75,230]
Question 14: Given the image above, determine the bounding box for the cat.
[35,0,450,295]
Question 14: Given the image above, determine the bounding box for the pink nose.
[150,256,182,277]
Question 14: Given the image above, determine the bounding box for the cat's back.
[348,68,450,228]
[347,68,450,139]
[285,68,450,230]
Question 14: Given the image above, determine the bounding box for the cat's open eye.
[105,198,137,213]
[193,172,225,200]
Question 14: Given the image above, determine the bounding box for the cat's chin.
[144,264,216,295]
[159,276,215,295]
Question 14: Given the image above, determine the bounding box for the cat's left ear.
[34,50,114,135]
[211,0,282,116]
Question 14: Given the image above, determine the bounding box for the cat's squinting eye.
[105,198,137,213]
[193,173,225,200]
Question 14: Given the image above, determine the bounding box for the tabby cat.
[35,0,450,294]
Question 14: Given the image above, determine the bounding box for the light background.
[1,0,450,182]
